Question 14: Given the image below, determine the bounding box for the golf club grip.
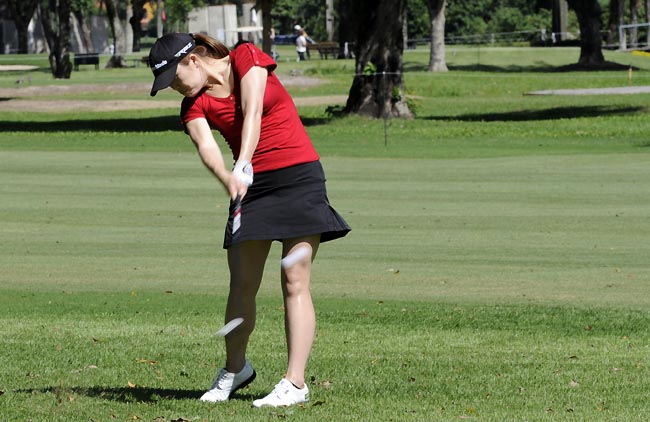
[232,194,242,235]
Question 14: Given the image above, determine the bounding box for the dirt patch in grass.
[0,76,345,112]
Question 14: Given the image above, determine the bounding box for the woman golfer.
[148,33,350,408]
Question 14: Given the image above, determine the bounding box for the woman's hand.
[226,170,250,200]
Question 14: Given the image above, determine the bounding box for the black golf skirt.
[223,160,351,249]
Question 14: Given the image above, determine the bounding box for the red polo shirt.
[180,43,319,173]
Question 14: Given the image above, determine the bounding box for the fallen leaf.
[568,380,579,388]
[584,325,592,331]
[127,381,137,388]
[128,415,141,420]
[319,380,332,388]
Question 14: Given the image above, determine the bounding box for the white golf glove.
[233,159,254,186]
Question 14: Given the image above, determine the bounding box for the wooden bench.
[309,42,340,59]
[73,53,100,70]
[130,56,149,67]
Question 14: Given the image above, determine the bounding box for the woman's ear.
[188,54,201,68]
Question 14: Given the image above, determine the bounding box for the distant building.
[188,4,262,48]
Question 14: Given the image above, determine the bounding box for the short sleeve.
[180,95,204,125]
[231,43,277,80]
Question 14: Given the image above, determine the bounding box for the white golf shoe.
[199,360,256,402]
[252,378,309,408]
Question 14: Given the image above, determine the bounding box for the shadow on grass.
[300,116,334,126]
[15,385,262,402]
[403,62,559,73]
[403,61,636,73]
[1,114,334,131]
[423,105,645,122]
[0,116,183,133]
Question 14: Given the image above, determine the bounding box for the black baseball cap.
[149,33,195,96]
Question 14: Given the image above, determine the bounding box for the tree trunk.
[607,0,619,45]
[39,0,73,79]
[105,0,127,65]
[325,0,334,41]
[6,0,39,54]
[566,0,605,65]
[73,9,94,52]
[631,0,640,48]
[646,0,650,46]
[130,0,148,52]
[259,0,274,55]
[618,0,626,48]
[156,0,163,38]
[426,0,447,72]
[343,0,412,119]
[337,0,355,52]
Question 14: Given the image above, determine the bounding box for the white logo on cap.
[174,42,193,57]
[153,59,168,70]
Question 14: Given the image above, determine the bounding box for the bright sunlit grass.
[1,45,650,420]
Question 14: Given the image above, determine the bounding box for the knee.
[282,261,311,297]
[229,275,261,300]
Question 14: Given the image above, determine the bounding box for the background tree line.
[7,1,649,57]
[4,0,645,119]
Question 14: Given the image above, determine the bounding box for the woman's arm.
[237,66,268,164]
[185,117,240,199]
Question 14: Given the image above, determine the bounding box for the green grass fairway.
[2,152,649,420]
[2,46,650,420]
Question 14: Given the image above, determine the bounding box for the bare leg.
[225,239,272,373]
[280,235,320,387]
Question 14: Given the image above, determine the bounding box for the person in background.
[294,24,315,60]
[148,33,350,408]
[270,27,279,61]
[295,28,307,61]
